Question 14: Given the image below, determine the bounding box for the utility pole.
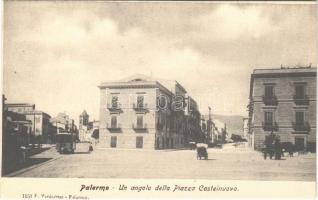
[207,106,211,144]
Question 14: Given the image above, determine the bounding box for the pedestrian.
[274,137,282,160]
[89,142,93,152]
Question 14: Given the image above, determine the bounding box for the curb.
[6,156,61,177]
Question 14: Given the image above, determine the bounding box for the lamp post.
[207,107,212,144]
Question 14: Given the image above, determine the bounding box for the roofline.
[175,81,187,93]
[98,81,158,88]
[11,120,32,124]
[5,103,35,107]
[253,66,316,71]
[98,80,173,96]
[251,71,316,78]
[24,111,51,118]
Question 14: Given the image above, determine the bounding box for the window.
[111,96,118,108]
[137,116,143,128]
[35,117,41,123]
[295,111,305,125]
[295,85,305,98]
[136,136,143,148]
[294,137,305,151]
[264,112,273,125]
[111,116,117,128]
[137,96,144,108]
[110,136,117,148]
[264,85,274,97]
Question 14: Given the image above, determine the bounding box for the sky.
[3,2,317,125]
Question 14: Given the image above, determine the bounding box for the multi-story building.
[5,103,52,144]
[2,97,32,175]
[78,110,99,142]
[248,67,316,151]
[50,112,78,141]
[51,112,77,133]
[184,95,202,144]
[98,75,200,149]
[6,103,35,113]
[79,110,89,130]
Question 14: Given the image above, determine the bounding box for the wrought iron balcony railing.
[262,122,278,131]
[132,103,148,111]
[106,123,121,131]
[107,103,122,111]
[262,96,278,106]
[292,122,310,132]
[132,123,148,131]
[293,95,309,105]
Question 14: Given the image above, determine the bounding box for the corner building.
[248,67,316,151]
[98,75,198,149]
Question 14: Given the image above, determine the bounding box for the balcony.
[293,95,309,105]
[292,122,310,132]
[107,103,122,112]
[132,123,148,132]
[133,103,148,113]
[106,123,121,131]
[262,122,278,131]
[262,96,278,106]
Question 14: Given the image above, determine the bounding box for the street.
[7,143,316,181]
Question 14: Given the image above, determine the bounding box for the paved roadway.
[7,143,316,181]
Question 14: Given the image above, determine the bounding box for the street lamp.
[207,106,212,143]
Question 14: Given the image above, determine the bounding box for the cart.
[196,143,208,160]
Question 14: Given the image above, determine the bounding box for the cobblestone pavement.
[8,144,316,181]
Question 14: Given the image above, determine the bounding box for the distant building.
[248,67,316,151]
[98,75,200,149]
[50,112,78,141]
[5,103,52,144]
[78,110,99,142]
[213,119,227,143]
[79,110,89,129]
[200,115,214,143]
[242,117,251,146]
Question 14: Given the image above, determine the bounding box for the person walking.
[274,137,282,160]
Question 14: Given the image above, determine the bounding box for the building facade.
[78,110,99,142]
[2,97,32,175]
[184,95,202,144]
[248,67,316,151]
[5,103,52,144]
[50,112,78,142]
[98,75,200,149]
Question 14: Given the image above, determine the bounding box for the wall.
[252,75,316,150]
[99,87,157,149]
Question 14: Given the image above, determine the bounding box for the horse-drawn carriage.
[196,143,208,160]
[262,133,294,160]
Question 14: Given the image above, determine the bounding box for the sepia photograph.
[1,0,316,192]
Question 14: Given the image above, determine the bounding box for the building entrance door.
[294,137,305,151]
[136,136,143,148]
[155,137,160,149]
[110,136,117,148]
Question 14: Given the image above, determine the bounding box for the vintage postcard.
[1,0,316,199]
